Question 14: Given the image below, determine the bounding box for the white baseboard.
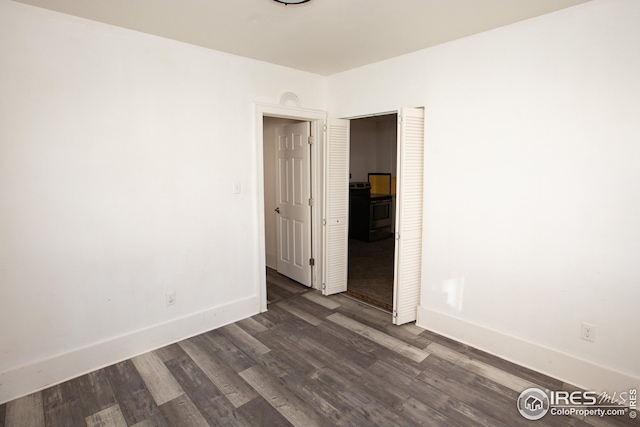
[0,296,259,404]
[416,305,639,393]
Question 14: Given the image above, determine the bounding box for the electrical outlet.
[581,322,595,342]
[166,291,176,306]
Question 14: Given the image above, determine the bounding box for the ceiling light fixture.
[273,0,312,5]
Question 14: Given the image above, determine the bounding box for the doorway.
[263,117,312,286]
[323,108,424,325]
[347,113,398,311]
[256,105,423,325]
[256,104,326,313]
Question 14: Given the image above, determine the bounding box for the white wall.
[350,116,396,182]
[329,0,640,393]
[375,118,397,176]
[349,119,377,182]
[0,0,325,403]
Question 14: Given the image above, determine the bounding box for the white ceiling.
[12,0,592,75]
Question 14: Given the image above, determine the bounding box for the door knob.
[275,207,280,213]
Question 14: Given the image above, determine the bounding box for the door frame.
[340,108,425,324]
[255,103,326,312]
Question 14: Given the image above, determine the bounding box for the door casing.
[256,104,326,312]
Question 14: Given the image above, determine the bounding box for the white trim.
[416,306,640,393]
[342,110,397,120]
[393,107,424,325]
[0,296,259,405]
[254,103,326,312]
[322,119,350,295]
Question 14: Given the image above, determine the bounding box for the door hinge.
[309,258,315,266]
[395,232,400,240]
[309,198,315,206]
[323,219,327,226]
[323,124,327,132]
[308,135,315,145]
[393,310,398,319]
[398,115,403,124]
[322,282,326,291]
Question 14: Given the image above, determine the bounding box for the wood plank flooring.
[1,270,635,426]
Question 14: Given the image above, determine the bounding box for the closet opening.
[347,113,398,311]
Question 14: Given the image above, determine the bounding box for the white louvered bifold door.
[322,118,350,295]
[393,108,425,325]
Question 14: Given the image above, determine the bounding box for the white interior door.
[322,118,350,295]
[276,121,312,287]
[393,107,425,325]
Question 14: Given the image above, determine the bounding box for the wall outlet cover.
[581,323,595,342]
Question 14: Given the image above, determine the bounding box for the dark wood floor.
[1,271,634,426]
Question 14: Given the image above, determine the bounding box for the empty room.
[1,0,638,425]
